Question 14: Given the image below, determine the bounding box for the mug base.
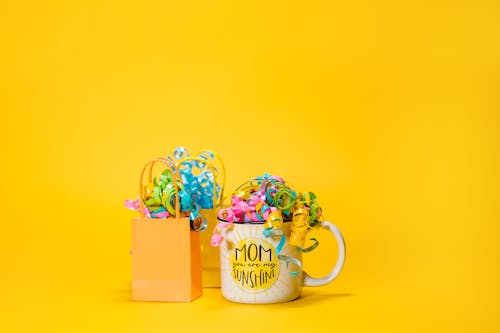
[222,290,301,304]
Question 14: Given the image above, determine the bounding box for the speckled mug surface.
[219,220,345,304]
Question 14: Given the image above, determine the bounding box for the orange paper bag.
[131,158,202,302]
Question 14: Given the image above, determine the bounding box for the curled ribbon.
[211,220,233,246]
[125,147,225,232]
[290,206,309,247]
[262,210,303,276]
[215,173,326,276]
[290,205,320,253]
[218,173,296,223]
[190,207,208,232]
[263,227,302,276]
[141,168,194,215]
[170,147,225,231]
[124,198,151,217]
[170,147,223,210]
[214,173,326,277]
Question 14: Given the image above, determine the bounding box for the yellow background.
[2,0,499,332]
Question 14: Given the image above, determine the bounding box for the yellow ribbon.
[264,210,284,229]
[290,206,310,247]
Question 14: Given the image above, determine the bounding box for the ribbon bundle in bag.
[125,147,225,232]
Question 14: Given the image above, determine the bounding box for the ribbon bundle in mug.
[212,173,323,275]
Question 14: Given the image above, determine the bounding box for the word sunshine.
[230,239,280,291]
[232,267,276,289]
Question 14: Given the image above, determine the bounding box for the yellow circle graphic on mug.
[230,238,280,292]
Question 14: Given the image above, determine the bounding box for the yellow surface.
[2,0,499,332]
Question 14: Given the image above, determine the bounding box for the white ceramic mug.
[219,219,345,304]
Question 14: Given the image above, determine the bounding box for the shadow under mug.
[219,219,346,304]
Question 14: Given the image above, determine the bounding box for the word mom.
[234,243,273,262]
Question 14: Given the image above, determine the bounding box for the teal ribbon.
[189,206,208,232]
[263,227,302,277]
[171,147,221,209]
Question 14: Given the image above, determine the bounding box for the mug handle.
[303,221,346,287]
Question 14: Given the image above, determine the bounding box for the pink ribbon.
[124,198,151,217]
[210,221,233,246]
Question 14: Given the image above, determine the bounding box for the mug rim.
[217,218,292,224]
